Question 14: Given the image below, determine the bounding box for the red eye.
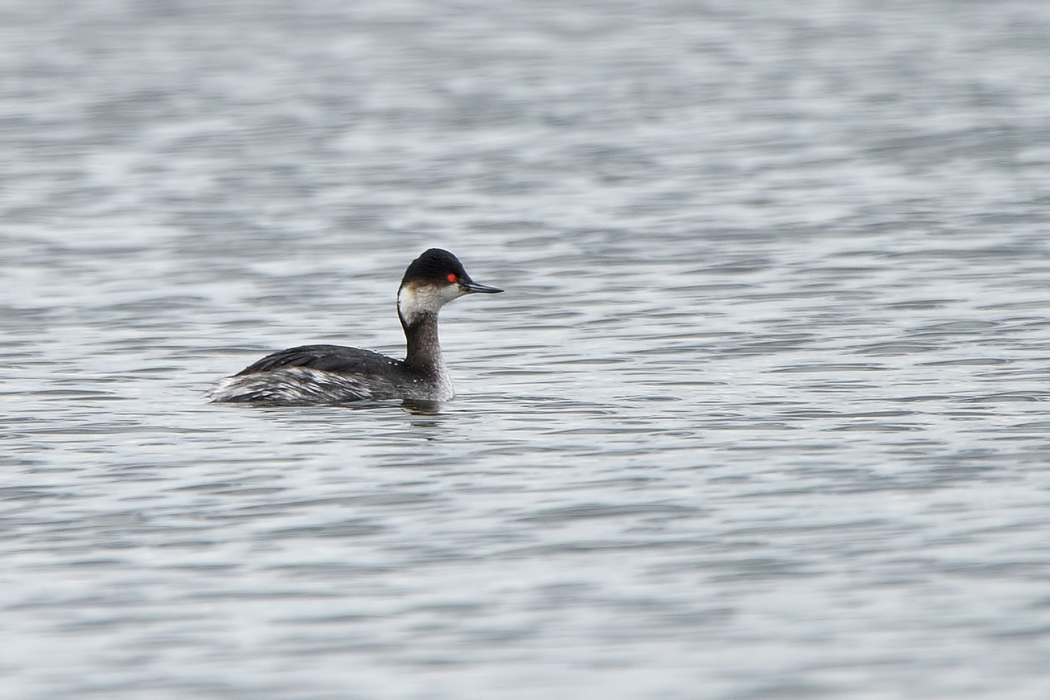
[447,273,458,283]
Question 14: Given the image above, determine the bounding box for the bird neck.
[401,311,445,373]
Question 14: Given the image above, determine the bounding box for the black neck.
[401,311,443,372]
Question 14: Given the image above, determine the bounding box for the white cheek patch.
[398,283,462,322]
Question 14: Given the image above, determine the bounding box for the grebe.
[209,249,502,405]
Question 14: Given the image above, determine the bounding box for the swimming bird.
[209,248,502,404]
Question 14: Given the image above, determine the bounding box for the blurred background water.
[3,0,1050,698]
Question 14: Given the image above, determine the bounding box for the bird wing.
[235,344,400,376]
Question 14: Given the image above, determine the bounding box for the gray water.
[3,1,1050,698]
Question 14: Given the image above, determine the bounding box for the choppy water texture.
[3,1,1050,698]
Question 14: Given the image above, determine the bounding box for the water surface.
[3,1,1050,698]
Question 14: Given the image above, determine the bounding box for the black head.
[401,249,467,287]
[396,249,503,327]
[400,248,503,295]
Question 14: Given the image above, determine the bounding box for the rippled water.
[4,1,1050,698]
